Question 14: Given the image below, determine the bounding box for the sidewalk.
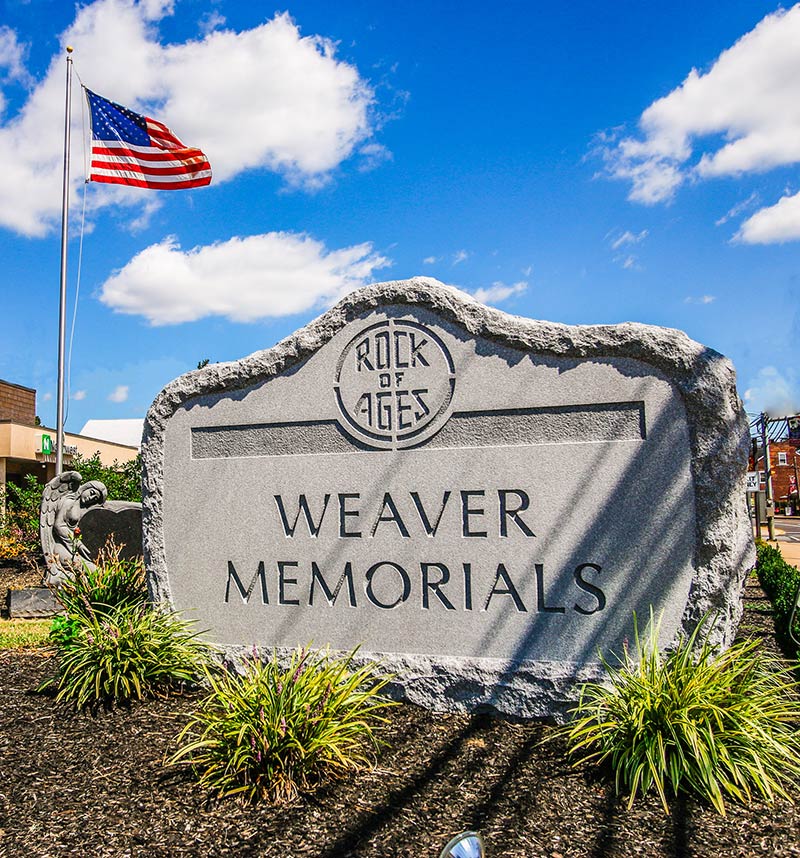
[758,524,800,567]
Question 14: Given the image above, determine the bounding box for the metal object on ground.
[440,831,484,858]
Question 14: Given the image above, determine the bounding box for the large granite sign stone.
[142,278,754,718]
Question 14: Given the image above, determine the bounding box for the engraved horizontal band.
[190,401,645,459]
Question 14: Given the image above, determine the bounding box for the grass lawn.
[0,618,50,650]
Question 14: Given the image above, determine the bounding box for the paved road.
[774,516,800,542]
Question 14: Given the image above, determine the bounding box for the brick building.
[0,378,138,496]
[751,438,800,514]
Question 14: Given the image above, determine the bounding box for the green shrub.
[561,614,800,815]
[70,452,142,503]
[170,646,395,804]
[44,601,209,706]
[48,614,81,650]
[53,542,147,619]
[0,475,43,560]
[755,540,800,648]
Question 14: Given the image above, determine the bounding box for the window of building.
[778,452,788,465]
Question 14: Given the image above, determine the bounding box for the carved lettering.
[484,563,527,612]
[461,490,488,537]
[225,560,269,604]
[499,489,535,537]
[574,563,606,615]
[421,562,455,610]
[535,563,565,613]
[274,494,331,537]
[310,561,358,607]
[371,493,411,537]
[338,493,362,538]
[410,491,451,537]
[365,561,411,609]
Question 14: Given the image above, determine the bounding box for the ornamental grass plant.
[52,541,147,621]
[45,546,209,706]
[44,601,209,706]
[170,646,396,804]
[561,613,800,816]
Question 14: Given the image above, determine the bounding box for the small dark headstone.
[79,503,143,561]
[7,587,62,618]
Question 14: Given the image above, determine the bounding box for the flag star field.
[0,0,798,433]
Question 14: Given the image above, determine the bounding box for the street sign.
[746,471,761,492]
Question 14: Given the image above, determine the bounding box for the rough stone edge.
[217,645,607,723]
[142,277,754,714]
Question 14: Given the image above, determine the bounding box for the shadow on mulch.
[0,575,799,858]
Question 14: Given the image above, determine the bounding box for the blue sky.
[1,0,799,434]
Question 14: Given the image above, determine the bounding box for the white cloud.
[72,389,87,401]
[0,1,381,236]
[684,295,716,305]
[422,255,438,265]
[452,249,470,265]
[715,192,758,226]
[357,142,392,172]
[0,26,32,92]
[99,231,391,325]
[743,366,799,417]
[610,229,648,250]
[42,391,53,402]
[199,10,226,35]
[599,5,800,239]
[108,384,129,402]
[471,280,527,306]
[735,190,800,244]
[521,265,533,277]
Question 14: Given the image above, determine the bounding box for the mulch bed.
[1,572,799,857]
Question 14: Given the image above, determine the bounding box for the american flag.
[85,89,211,190]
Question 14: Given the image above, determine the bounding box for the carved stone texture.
[141,278,754,719]
[6,587,62,618]
[39,471,142,584]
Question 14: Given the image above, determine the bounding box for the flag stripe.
[91,157,211,178]
[90,170,212,189]
[92,142,207,163]
[85,88,211,191]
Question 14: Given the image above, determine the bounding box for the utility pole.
[794,452,799,516]
[761,412,775,540]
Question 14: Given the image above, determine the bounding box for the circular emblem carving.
[334,319,456,450]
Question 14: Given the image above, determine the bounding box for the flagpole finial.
[66,45,73,53]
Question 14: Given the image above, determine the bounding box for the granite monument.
[142,278,753,717]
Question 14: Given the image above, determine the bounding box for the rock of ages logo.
[334,319,456,450]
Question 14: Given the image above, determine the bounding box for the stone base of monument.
[6,588,62,619]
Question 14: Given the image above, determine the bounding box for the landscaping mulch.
[1,574,799,858]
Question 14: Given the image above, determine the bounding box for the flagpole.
[56,46,73,476]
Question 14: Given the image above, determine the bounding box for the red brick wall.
[0,380,36,424]
[768,441,800,503]
[750,439,800,506]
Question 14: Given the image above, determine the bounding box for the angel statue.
[40,471,108,584]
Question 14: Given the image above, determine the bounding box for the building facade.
[751,438,800,514]
[0,379,139,495]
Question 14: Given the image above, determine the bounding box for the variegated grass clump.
[170,646,395,804]
[45,546,209,706]
[561,614,800,815]
[53,541,147,620]
[45,601,209,706]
